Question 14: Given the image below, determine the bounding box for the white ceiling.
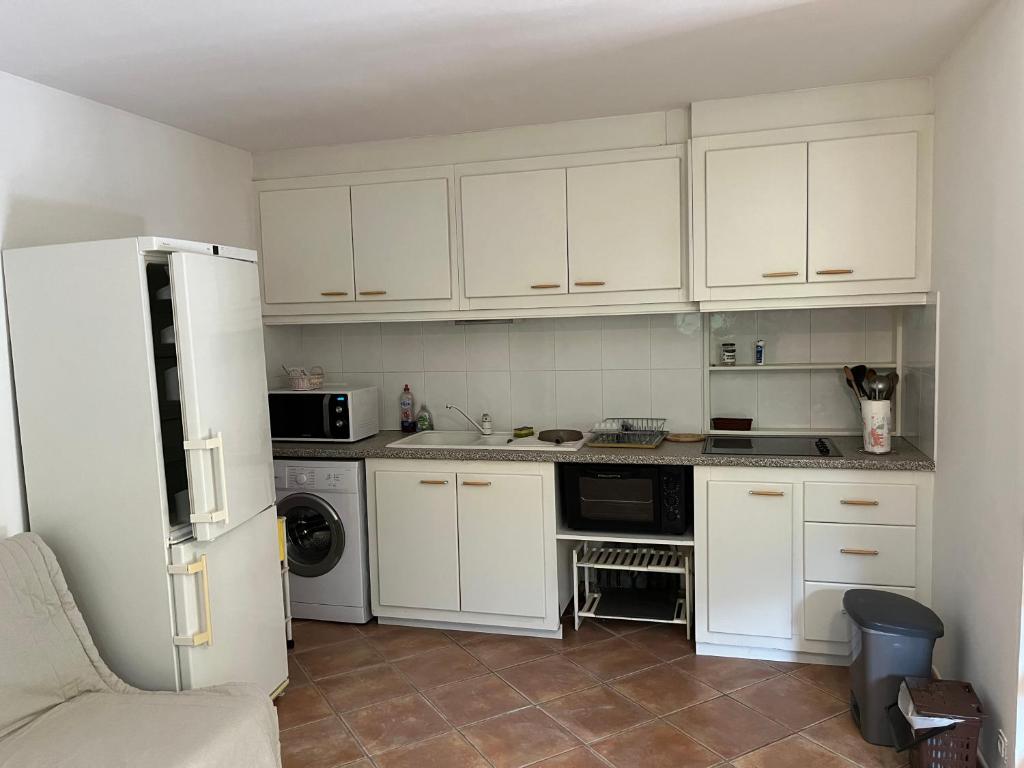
[0,0,989,152]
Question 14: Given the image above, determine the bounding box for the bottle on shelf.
[399,385,416,433]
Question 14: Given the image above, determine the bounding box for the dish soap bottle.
[416,404,434,432]
[399,385,416,433]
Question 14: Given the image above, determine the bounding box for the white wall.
[931,0,1024,764]
[0,71,255,536]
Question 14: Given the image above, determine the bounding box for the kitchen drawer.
[805,523,916,587]
[804,581,916,642]
[805,482,916,526]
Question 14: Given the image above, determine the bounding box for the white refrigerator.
[4,236,288,696]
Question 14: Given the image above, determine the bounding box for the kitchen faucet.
[445,404,493,435]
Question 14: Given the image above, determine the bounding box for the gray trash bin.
[843,589,944,746]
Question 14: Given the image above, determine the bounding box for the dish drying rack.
[586,417,668,449]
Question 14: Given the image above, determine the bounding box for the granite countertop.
[272,431,934,471]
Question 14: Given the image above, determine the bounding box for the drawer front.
[805,482,916,525]
[805,523,916,587]
[804,581,916,642]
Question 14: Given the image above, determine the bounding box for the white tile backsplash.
[650,314,702,369]
[864,307,897,362]
[468,371,512,431]
[510,371,556,429]
[756,310,810,364]
[422,323,467,371]
[554,316,603,370]
[423,371,469,429]
[810,369,861,430]
[509,319,555,371]
[602,316,651,370]
[465,324,510,371]
[602,369,651,418]
[381,322,424,371]
[382,372,425,429]
[341,323,383,372]
[810,308,866,363]
[555,370,603,430]
[652,369,703,432]
[710,371,758,421]
[757,371,810,429]
[300,325,343,373]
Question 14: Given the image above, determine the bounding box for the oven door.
[269,393,329,440]
[565,465,661,532]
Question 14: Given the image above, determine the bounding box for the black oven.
[558,464,693,535]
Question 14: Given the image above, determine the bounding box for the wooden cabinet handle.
[840,548,879,556]
[419,479,448,485]
[530,283,561,289]
[461,480,492,487]
[816,269,855,275]
[320,291,349,297]
[762,271,800,278]
[840,499,880,506]
[359,290,387,296]
[748,490,785,497]
[574,281,606,287]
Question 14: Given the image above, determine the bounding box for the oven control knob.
[295,473,308,485]
[335,420,344,428]
[335,406,344,413]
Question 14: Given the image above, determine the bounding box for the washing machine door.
[279,492,346,577]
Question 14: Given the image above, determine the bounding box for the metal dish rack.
[572,541,692,638]
[586,417,669,449]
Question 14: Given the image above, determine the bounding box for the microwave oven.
[268,386,379,442]
[558,463,693,535]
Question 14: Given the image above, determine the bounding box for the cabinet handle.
[461,480,492,487]
[748,490,785,497]
[168,555,213,647]
[419,479,449,485]
[816,269,855,275]
[359,290,387,296]
[530,283,561,289]
[761,271,800,278]
[320,290,349,297]
[840,548,880,556]
[574,281,606,287]
[840,499,880,506]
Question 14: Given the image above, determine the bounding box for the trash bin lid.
[842,589,944,639]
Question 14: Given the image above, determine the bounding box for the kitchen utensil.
[538,429,583,445]
[666,433,705,443]
[867,377,888,401]
[851,365,869,398]
[844,366,866,401]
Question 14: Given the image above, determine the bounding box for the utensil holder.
[861,400,892,454]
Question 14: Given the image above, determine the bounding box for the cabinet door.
[804,582,916,643]
[259,187,354,304]
[567,158,681,293]
[707,481,793,638]
[457,473,546,618]
[705,143,807,288]
[374,470,460,610]
[351,178,452,301]
[461,169,568,298]
[808,133,918,283]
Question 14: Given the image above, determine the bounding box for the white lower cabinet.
[367,460,562,633]
[696,467,933,660]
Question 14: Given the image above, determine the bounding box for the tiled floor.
[278,618,907,768]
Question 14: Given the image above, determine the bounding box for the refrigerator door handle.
[183,432,230,526]
[168,555,213,647]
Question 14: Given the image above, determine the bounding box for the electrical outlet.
[996,729,1008,765]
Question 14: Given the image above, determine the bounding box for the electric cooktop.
[703,435,840,457]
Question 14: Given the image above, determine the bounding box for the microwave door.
[578,475,656,528]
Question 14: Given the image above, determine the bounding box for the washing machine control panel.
[280,463,361,493]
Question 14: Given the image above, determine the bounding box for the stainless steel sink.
[386,430,587,452]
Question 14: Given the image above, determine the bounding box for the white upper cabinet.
[808,132,918,283]
[259,187,354,304]
[567,158,682,293]
[705,143,807,288]
[461,169,568,298]
[351,178,452,301]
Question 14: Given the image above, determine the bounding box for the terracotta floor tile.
[288,655,311,688]
[394,644,487,689]
[792,664,850,702]
[296,638,386,680]
[317,663,414,712]
[424,673,529,726]
[610,663,718,715]
[673,655,780,693]
[625,625,696,662]
[595,618,655,635]
[342,693,450,754]
[731,675,848,731]
[803,713,908,768]
[542,685,653,743]
[592,721,720,768]
[499,655,598,703]
[763,660,808,672]
[291,619,364,651]
[532,746,612,767]
[565,638,661,681]
[280,716,364,768]
[364,625,455,661]
[554,618,615,650]
[462,707,581,768]
[373,731,490,768]
[464,633,561,670]
[444,628,492,645]
[275,685,334,730]
[731,734,853,767]
[666,696,791,760]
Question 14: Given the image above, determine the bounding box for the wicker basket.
[889,679,984,768]
[286,366,325,391]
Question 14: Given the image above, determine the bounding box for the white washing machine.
[274,459,372,623]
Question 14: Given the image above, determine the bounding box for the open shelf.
[709,361,895,372]
[576,545,689,574]
[579,590,688,625]
[557,526,694,546]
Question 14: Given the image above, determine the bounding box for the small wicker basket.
[286,366,325,391]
